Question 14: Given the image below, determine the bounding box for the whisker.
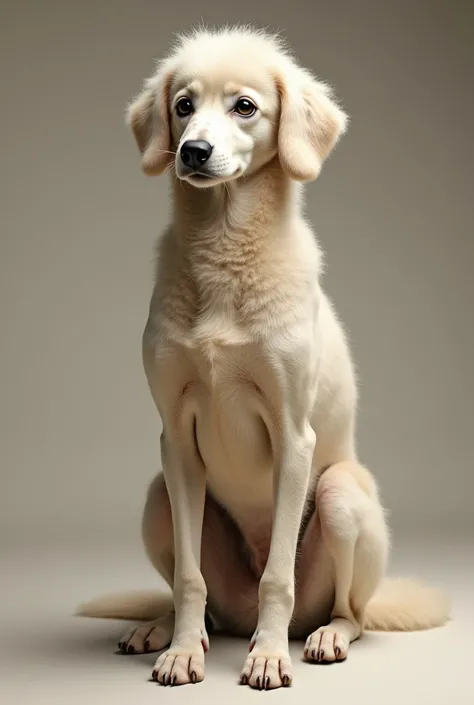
[224,181,233,205]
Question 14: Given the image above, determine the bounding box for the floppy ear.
[277,66,348,181]
[126,69,173,176]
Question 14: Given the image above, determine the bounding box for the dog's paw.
[152,644,205,686]
[118,613,174,654]
[240,641,292,690]
[304,625,350,663]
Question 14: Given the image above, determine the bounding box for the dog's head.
[127,27,348,187]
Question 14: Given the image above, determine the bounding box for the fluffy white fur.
[78,26,450,690]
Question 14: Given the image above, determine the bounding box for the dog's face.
[169,75,280,187]
[128,29,348,187]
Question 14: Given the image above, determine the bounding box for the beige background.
[1,0,473,544]
[1,3,474,705]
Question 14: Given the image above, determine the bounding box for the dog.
[78,26,450,689]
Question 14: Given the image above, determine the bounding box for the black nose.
[180,140,213,170]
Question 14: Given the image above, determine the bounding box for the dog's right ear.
[126,69,173,176]
[276,63,348,182]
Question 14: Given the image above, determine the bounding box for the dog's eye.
[176,97,194,117]
[233,98,257,117]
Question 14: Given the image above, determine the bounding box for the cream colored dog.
[78,26,449,689]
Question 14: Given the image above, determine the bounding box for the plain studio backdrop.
[2,0,473,543]
[1,2,474,704]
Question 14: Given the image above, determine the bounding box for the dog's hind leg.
[116,474,176,656]
[299,461,389,662]
[118,611,175,655]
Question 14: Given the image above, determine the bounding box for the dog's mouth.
[188,172,212,181]
[180,169,226,188]
[181,166,243,187]
[183,171,218,188]
[177,165,215,182]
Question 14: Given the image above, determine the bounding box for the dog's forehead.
[170,57,277,99]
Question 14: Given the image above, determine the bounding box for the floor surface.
[1,533,473,704]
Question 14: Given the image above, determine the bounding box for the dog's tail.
[364,577,450,631]
[76,578,450,632]
[75,590,173,621]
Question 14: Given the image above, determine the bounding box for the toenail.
[241,674,248,685]
[127,645,135,654]
[282,675,290,686]
[191,671,197,684]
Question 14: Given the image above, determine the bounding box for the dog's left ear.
[277,65,348,182]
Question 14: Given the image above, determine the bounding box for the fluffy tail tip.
[365,577,451,632]
[75,590,173,622]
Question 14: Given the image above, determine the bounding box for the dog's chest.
[182,335,276,514]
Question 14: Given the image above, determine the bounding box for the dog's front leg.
[241,417,315,689]
[151,423,208,686]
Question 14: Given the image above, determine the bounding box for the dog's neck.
[171,157,301,249]
[157,158,321,341]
